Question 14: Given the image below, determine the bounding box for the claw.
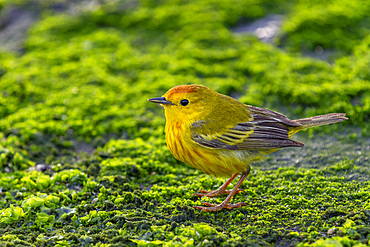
[193,168,251,212]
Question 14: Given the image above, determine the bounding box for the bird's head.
[148,84,217,124]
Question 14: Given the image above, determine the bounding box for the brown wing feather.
[192,106,304,150]
[248,106,301,127]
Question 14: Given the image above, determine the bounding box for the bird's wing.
[191,106,304,150]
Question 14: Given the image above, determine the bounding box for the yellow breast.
[165,121,266,177]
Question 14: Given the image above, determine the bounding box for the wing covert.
[191,108,304,150]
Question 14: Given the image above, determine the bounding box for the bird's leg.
[193,172,244,198]
[193,166,250,211]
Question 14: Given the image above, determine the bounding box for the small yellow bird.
[148,84,347,211]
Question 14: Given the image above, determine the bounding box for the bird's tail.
[289,113,348,136]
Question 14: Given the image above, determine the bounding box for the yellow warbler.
[148,84,347,211]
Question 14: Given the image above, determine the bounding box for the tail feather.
[294,113,348,129]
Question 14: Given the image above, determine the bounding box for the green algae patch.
[0,0,369,246]
[299,236,366,247]
[0,206,24,224]
[131,223,219,246]
[300,220,370,246]
[280,0,370,54]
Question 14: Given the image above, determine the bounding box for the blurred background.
[0,0,369,246]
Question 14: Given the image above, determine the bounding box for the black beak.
[148,97,174,105]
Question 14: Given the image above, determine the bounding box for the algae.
[0,0,369,246]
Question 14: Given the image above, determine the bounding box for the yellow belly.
[165,122,268,177]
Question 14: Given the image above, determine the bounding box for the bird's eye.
[180,99,189,106]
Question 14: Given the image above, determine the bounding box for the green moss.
[280,0,370,53]
[0,0,369,246]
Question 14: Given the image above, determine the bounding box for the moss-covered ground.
[0,0,369,246]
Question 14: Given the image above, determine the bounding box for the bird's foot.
[193,201,247,212]
[193,188,245,198]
